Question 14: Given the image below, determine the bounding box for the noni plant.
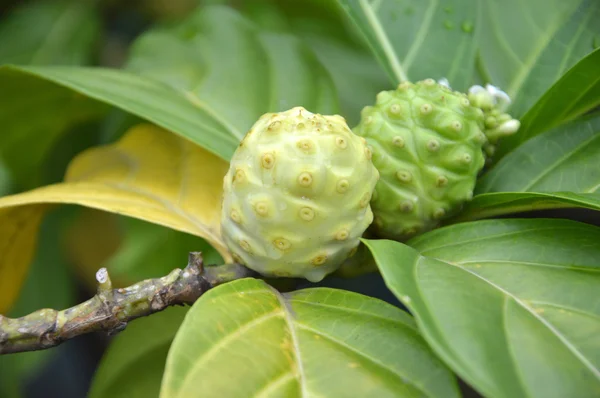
[0,1,598,398]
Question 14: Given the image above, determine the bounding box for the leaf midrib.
[295,322,429,396]
[176,309,285,396]
[458,265,600,380]
[358,0,408,82]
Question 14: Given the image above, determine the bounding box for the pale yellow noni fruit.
[220,107,379,282]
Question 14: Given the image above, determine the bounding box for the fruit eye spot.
[423,78,436,86]
[461,153,472,164]
[365,147,373,160]
[433,208,446,219]
[400,200,414,212]
[240,240,252,252]
[461,98,470,107]
[392,136,405,147]
[335,136,347,149]
[297,172,313,187]
[396,170,412,183]
[297,139,314,152]
[335,229,349,241]
[233,168,246,183]
[254,202,269,216]
[359,192,371,208]
[389,104,401,115]
[420,104,433,115]
[403,227,417,236]
[336,179,350,193]
[427,139,440,152]
[299,207,315,221]
[451,121,463,132]
[296,122,306,130]
[436,175,448,187]
[273,238,291,251]
[268,121,281,132]
[310,254,328,266]
[365,116,374,125]
[261,153,275,169]
[230,209,241,223]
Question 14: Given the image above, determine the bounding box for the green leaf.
[161,279,459,398]
[478,115,600,194]
[479,0,600,117]
[234,0,389,126]
[0,0,100,65]
[337,0,480,90]
[0,157,12,196]
[500,48,600,153]
[126,5,338,134]
[0,5,339,169]
[305,36,390,127]
[365,218,600,398]
[89,306,189,398]
[0,0,103,187]
[450,192,600,222]
[0,69,107,187]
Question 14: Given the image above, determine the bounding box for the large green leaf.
[365,218,600,398]
[337,0,480,90]
[0,5,339,174]
[0,0,102,187]
[0,0,100,65]
[478,115,600,194]
[234,0,389,126]
[0,70,107,187]
[478,0,600,117]
[500,48,600,152]
[451,192,600,222]
[126,5,338,141]
[161,279,460,398]
[89,306,189,398]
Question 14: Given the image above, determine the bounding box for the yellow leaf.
[63,208,124,290]
[0,124,231,313]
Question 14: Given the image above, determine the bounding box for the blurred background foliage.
[0,0,388,396]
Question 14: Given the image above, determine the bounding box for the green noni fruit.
[220,106,379,282]
[353,78,489,241]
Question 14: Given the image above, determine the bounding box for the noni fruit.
[220,106,379,282]
[353,79,488,241]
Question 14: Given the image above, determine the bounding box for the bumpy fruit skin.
[353,79,487,241]
[220,106,379,282]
